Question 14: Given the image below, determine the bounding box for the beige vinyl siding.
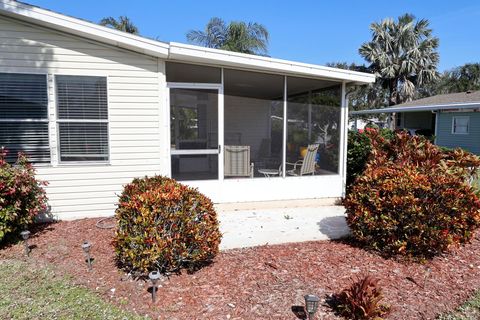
[0,15,166,219]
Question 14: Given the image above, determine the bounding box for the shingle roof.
[395,90,480,107]
[350,90,480,115]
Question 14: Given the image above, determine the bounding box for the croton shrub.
[0,150,48,243]
[334,275,390,320]
[345,130,480,258]
[114,175,222,274]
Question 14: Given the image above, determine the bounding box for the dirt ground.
[2,218,480,320]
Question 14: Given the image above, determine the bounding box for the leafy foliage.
[346,128,394,188]
[359,14,439,106]
[433,63,480,95]
[0,149,48,243]
[334,276,390,320]
[114,176,221,274]
[186,17,269,55]
[345,131,480,258]
[99,16,139,34]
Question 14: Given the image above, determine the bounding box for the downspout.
[433,110,439,145]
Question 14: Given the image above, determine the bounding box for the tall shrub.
[114,176,221,274]
[0,150,48,243]
[345,131,480,258]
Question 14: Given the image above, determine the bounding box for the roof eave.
[0,0,376,84]
[0,0,170,58]
[168,42,376,84]
[350,102,480,115]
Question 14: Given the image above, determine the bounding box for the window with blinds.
[56,75,109,162]
[0,73,50,163]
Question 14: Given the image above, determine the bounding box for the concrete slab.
[218,205,349,250]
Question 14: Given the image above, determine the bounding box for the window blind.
[0,73,50,163]
[56,75,109,162]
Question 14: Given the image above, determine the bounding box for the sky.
[25,0,480,72]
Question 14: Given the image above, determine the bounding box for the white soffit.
[169,42,375,84]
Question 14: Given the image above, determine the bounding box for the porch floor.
[216,200,349,250]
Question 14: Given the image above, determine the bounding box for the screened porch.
[167,62,343,182]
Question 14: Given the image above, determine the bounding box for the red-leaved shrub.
[114,175,221,274]
[345,131,480,258]
[334,275,390,320]
[0,149,48,243]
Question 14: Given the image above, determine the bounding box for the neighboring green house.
[350,91,480,155]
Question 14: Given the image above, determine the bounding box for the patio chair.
[224,145,254,178]
[285,144,319,176]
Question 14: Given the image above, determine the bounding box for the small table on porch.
[258,168,281,178]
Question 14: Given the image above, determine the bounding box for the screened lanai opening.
[224,69,284,179]
[167,61,343,181]
[286,77,342,176]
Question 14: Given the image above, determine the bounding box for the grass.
[0,259,144,320]
[438,290,480,320]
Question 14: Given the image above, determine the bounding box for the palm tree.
[99,16,139,35]
[359,14,439,106]
[186,17,269,55]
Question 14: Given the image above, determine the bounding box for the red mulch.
[2,219,480,320]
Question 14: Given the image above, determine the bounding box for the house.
[350,91,480,155]
[0,0,375,220]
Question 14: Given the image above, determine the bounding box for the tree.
[186,17,269,55]
[99,16,139,34]
[359,14,439,106]
[326,62,388,112]
[435,63,480,94]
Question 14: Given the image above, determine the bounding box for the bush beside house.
[0,150,48,243]
[114,175,222,274]
[345,131,480,258]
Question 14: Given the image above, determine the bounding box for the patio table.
[258,168,281,178]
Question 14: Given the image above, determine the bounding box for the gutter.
[350,102,480,115]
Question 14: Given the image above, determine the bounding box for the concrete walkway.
[217,202,349,250]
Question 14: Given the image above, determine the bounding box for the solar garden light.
[148,270,161,303]
[20,230,31,257]
[81,241,93,271]
[304,294,320,319]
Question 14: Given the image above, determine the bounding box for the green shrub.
[334,276,390,320]
[345,131,480,258]
[0,150,48,243]
[114,175,222,274]
[346,128,394,188]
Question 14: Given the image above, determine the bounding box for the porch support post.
[308,90,312,141]
[339,81,348,197]
[282,76,287,178]
[219,68,225,180]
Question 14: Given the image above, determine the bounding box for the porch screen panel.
[287,77,342,176]
[56,75,109,162]
[223,69,284,179]
[0,73,50,163]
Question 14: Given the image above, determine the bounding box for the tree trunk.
[388,78,399,129]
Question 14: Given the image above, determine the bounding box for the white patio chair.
[224,145,254,178]
[285,144,319,176]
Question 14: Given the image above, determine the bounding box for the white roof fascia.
[0,0,169,57]
[168,42,376,84]
[350,102,480,115]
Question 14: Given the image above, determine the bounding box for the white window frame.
[55,75,110,164]
[452,116,470,135]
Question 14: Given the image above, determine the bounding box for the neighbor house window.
[56,75,109,162]
[452,116,469,134]
[0,73,50,163]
